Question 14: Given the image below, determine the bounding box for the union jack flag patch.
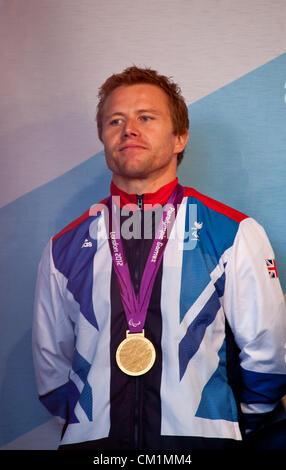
[265,259,278,279]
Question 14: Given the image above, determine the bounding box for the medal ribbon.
[106,183,184,333]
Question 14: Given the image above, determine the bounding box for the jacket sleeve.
[222,217,286,433]
[32,239,75,420]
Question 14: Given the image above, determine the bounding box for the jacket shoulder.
[52,198,108,242]
[183,187,248,223]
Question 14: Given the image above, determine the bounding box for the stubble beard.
[106,150,155,180]
[106,148,175,182]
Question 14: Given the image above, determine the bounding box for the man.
[32,66,286,450]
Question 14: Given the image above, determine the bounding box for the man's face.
[101,84,188,182]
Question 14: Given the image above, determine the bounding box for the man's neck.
[112,171,177,196]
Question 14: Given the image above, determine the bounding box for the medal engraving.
[116,330,156,376]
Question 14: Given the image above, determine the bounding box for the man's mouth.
[119,144,147,151]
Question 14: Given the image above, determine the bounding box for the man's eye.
[139,115,153,122]
[110,118,122,126]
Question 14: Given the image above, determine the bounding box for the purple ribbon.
[107,184,184,333]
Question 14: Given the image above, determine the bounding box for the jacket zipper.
[137,194,144,211]
[134,195,144,294]
[133,194,144,448]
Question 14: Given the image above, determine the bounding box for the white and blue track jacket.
[32,179,286,450]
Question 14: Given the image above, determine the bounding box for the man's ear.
[174,130,189,154]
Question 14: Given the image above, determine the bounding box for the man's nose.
[123,119,140,137]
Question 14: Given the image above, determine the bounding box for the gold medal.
[116,330,156,376]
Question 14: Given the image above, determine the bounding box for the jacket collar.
[110,178,179,209]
